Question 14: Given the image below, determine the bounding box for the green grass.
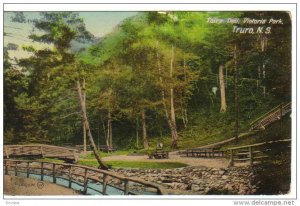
[80,150,135,159]
[221,116,291,150]
[78,159,187,169]
[146,111,235,150]
[145,104,278,150]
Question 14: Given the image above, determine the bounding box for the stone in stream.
[110,166,257,195]
[218,170,226,175]
[238,186,249,194]
[162,179,173,183]
[191,184,201,191]
[222,175,229,180]
[224,184,234,191]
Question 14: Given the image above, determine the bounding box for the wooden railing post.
[73,150,76,162]
[124,179,129,195]
[83,168,88,194]
[102,174,108,195]
[40,146,44,158]
[14,162,18,176]
[249,146,253,166]
[27,162,30,178]
[5,160,8,175]
[68,166,72,188]
[2,159,166,196]
[157,188,162,195]
[5,147,9,158]
[52,164,56,183]
[41,162,44,181]
[229,149,234,167]
[280,103,283,119]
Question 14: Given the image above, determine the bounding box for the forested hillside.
[4,11,291,151]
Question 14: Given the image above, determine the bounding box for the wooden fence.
[4,159,165,195]
[227,139,291,166]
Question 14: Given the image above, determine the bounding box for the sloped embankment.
[113,166,257,195]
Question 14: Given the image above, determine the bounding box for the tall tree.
[17,12,107,169]
[219,64,227,112]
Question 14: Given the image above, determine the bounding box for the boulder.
[219,170,226,175]
[162,179,173,183]
[221,175,229,180]
[191,184,201,192]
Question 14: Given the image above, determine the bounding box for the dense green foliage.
[4,11,291,151]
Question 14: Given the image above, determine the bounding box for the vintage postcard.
[1,2,298,206]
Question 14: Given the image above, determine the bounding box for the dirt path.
[4,175,81,196]
[103,152,229,168]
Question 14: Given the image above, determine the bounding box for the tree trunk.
[219,64,227,113]
[261,37,267,97]
[170,45,178,149]
[136,117,139,148]
[181,101,187,128]
[82,78,87,154]
[182,57,188,128]
[101,117,107,146]
[76,80,108,170]
[233,44,239,140]
[106,113,110,148]
[156,41,178,149]
[257,65,261,90]
[183,108,188,128]
[107,108,113,149]
[141,108,149,150]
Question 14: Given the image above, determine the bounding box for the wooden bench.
[75,145,92,152]
[148,150,169,159]
[182,147,225,158]
[98,145,117,153]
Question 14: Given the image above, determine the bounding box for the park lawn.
[80,150,135,159]
[33,157,187,169]
[77,159,187,169]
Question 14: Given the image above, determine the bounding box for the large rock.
[222,175,229,180]
[191,184,201,191]
[219,170,226,175]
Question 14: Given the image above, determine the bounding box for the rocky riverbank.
[112,166,257,195]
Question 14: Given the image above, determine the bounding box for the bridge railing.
[227,139,291,167]
[249,102,291,131]
[4,144,79,162]
[4,159,165,195]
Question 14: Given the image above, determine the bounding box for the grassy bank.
[78,159,187,169]
[35,156,188,169]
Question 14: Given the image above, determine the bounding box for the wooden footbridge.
[249,102,291,131]
[4,144,79,163]
[4,159,165,195]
